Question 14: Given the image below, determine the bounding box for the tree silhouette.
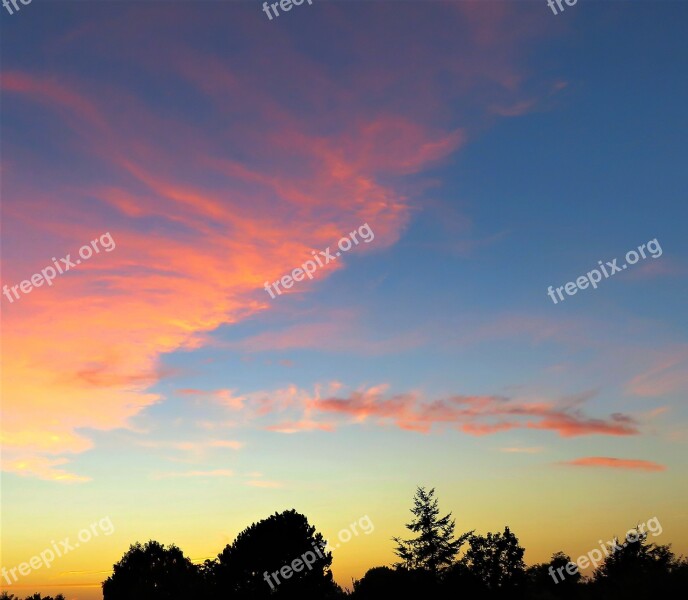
[440,561,488,597]
[206,509,340,599]
[462,526,526,597]
[392,486,470,575]
[102,540,200,600]
[591,527,686,597]
[352,565,437,598]
[68,505,687,600]
[526,551,581,599]
[0,595,66,600]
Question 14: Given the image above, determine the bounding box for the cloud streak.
[214,382,639,439]
[308,387,638,437]
[560,457,666,472]
[152,469,234,480]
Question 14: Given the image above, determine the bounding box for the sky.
[1,0,687,598]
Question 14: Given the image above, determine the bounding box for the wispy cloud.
[137,439,244,451]
[209,440,244,449]
[306,385,638,438]
[177,388,246,410]
[214,382,640,439]
[560,457,666,472]
[626,347,688,398]
[499,446,545,454]
[153,469,234,479]
[0,1,557,481]
[245,480,283,488]
[266,420,336,434]
[2,457,91,483]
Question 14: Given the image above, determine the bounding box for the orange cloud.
[2,457,91,483]
[0,76,413,480]
[1,2,549,481]
[561,457,666,472]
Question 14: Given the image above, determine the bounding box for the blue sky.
[2,1,687,597]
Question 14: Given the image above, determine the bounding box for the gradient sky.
[2,1,687,598]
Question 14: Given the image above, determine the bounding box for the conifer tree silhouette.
[392,486,470,575]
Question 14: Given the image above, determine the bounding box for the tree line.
[2,486,686,599]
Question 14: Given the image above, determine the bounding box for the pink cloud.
[1,2,552,481]
[226,312,428,355]
[625,258,684,280]
[626,348,688,397]
[177,388,246,410]
[255,384,640,439]
[266,420,336,434]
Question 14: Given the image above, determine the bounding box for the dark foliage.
[102,540,200,600]
[589,528,688,598]
[352,490,687,599]
[1,595,66,600]
[461,526,527,597]
[352,566,439,598]
[100,510,341,600]
[86,496,688,600]
[392,486,470,575]
[204,509,340,599]
[526,552,582,600]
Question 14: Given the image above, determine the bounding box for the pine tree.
[392,486,471,575]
